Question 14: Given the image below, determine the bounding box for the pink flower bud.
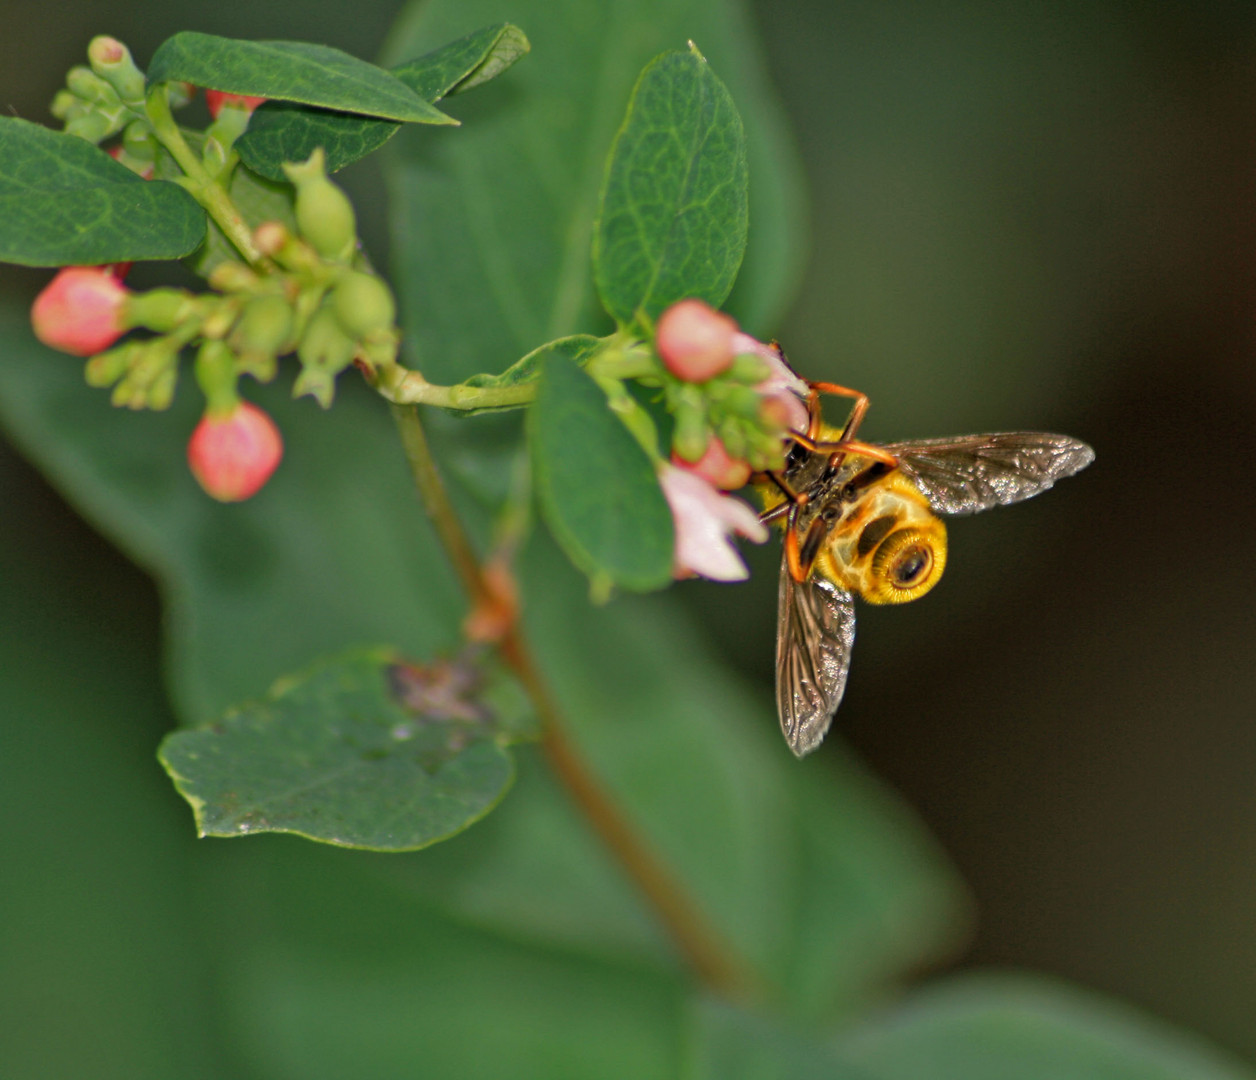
[187,401,283,502]
[205,90,267,119]
[659,463,768,582]
[672,435,752,491]
[656,298,739,382]
[31,266,130,356]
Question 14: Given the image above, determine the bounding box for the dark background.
[3,0,1255,1064]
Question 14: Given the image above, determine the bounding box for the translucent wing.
[776,557,856,757]
[883,432,1095,516]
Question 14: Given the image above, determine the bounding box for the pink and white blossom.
[659,463,768,582]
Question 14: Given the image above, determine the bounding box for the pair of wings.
[776,432,1095,757]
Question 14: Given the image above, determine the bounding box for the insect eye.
[865,525,948,604]
[892,544,931,586]
[785,441,808,470]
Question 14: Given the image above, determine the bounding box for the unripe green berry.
[296,306,357,407]
[234,294,294,356]
[283,148,357,262]
[331,271,396,340]
[672,400,710,464]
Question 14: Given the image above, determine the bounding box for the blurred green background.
[2,0,1255,1074]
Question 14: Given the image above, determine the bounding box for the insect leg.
[807,381,871,442]
[787,430,900,468]
[785,514,829,582]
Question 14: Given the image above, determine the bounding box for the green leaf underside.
[452,333,601,415]
[158,648,517,850]
[237,24,528,182]
[529,346,673,590]
[147,32,454,125]
[0,118,205,265]
[593,47,749,328]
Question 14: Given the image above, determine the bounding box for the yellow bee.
[758,374,1094,757]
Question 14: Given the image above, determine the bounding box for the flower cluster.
[31,136,397,501]
[651,298,807,582]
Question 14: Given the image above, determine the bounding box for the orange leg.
[787,430,899,468]
[807,381,870,442]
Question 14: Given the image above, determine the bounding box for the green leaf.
[159,647,521,850]
[146,32,455,125]
[382,0,805,384]
[529,344,673,591]
[592,46,749,329]
[236,24,529,182]
[683,997,864,1080]
[838,974,1256,1080]
[0,118,205,266]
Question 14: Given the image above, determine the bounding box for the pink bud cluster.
[653,298,809,581]
[32,266,284,502]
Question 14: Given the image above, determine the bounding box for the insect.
[757,371,1094,757]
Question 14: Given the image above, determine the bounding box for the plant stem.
[390,403,756,1002]
[375,363,536,411]
[145,87,264,266]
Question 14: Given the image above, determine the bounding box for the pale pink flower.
[659,463,768,581]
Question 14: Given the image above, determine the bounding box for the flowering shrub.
[0,16,1202,1080]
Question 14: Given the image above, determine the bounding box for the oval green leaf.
[592,46,749,329]
[146,32,454,125]
[158,648,519,851]
[0,118,205,266]
[529,343,673,591]
[236,24,529,182]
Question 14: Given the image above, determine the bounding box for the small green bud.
[718,420,748,461]
[88,37,147,104]
[283,148,357,261]
[234,294,294,355]
[729,352,771,384]
[296,306,357,407]
[194,339,239,414]
[722,385,764,421]
[67,66,120,107]
[672,400,710,463]
[65,111,114,144]
[85,341,141,387]
[148,366,178,411]
[330,271,396,340]
[207,261,260,293]
[50,89,79,120]
[121,120,158,164]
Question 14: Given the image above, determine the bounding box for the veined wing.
[883,432,1094,516]
[776,557,856,757]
